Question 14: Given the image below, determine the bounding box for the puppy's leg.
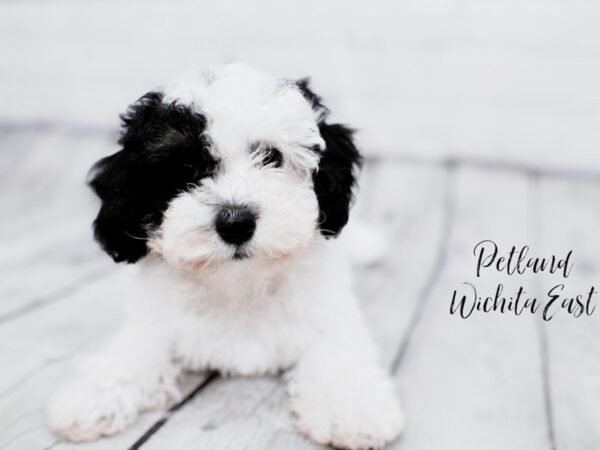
[287,304,404,450]
[48,323,179,442]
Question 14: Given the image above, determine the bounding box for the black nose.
[215,205,257,246]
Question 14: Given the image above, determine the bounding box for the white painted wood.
[1,126,595,450]
[391,168,549,450]
[0,126,206,449]
[140,163,449,449]
[0,268,206,450]
[0,131,115,319]
[538,178,600,449]
[0,130,219,449]
[357,163,449,366]
[141,376,320,450]
[0,272,126,450]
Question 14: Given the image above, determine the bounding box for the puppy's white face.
[149,65,325,270]
[89,64,361,271]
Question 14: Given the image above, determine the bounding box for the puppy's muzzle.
[215,205,256,246]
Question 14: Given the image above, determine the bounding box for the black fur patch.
[89,92,217,263]
[296,80,362,238]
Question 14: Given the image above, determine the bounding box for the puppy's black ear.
[314,123,362,237]
[88,92,165,263]
[88,150,149,263]
[297,79,363,238]
[89,91,212,263]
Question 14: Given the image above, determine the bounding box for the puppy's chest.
[172,288,308,375]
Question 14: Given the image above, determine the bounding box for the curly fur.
[48,64,403,450]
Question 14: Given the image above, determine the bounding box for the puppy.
[48,64,404,450]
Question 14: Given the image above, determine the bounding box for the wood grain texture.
[391,168,550,450]
[537,178,600,450]
[1,128,599,450]
[0,131,115,321]
[0,272,126,450]
[0,268,206,450]
[0,130,204,450]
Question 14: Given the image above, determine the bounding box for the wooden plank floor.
[1,128,600,450]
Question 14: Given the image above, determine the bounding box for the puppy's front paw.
[47,378,171,442]
[290,382,404,450]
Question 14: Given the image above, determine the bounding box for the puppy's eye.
[261,146,283,167]
[249,142,284,168]
[250,142,283,168]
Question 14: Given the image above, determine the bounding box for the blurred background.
[2,1,600,450]
[2,0,599,167]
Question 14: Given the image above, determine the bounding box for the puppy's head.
[89,64,361,271]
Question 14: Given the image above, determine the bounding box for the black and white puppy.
[48,64,404,450]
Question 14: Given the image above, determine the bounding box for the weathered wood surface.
[391,169,550,449]
[538,179,600,450]
[0,132,116,322]
[1,128,600,450]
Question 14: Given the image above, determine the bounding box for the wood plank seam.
[126,373,220,450]
[0,267,114,326]
[390,162,456,374]
[530,173,558,450]
[367,155,600,185]
[42,440,58,450]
